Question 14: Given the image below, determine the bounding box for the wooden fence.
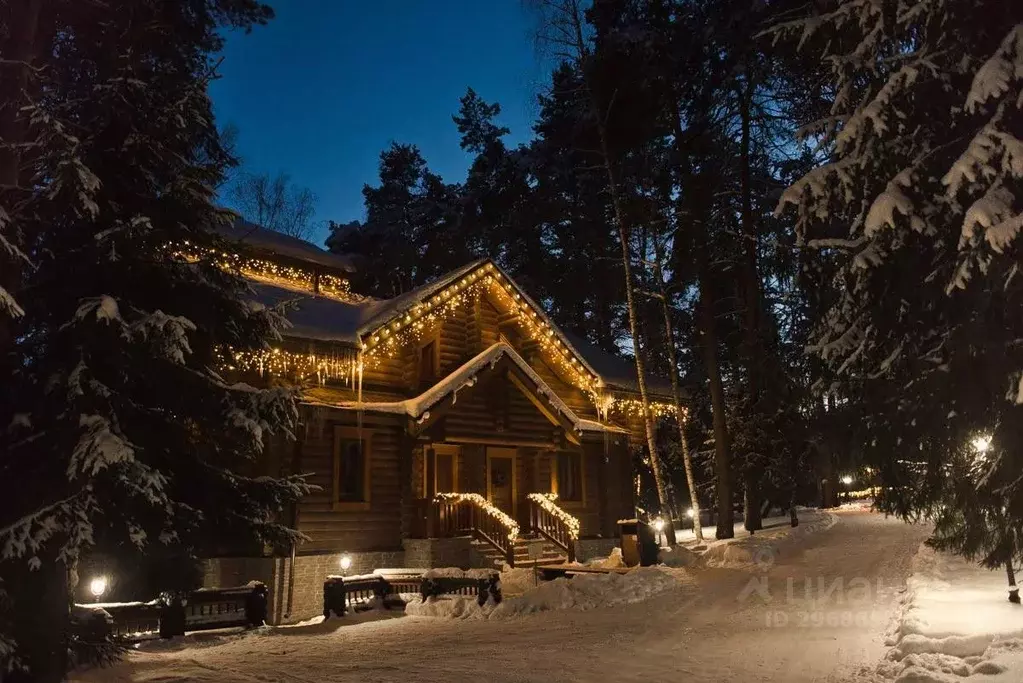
[322,572,501,618]
[74,582,268,641]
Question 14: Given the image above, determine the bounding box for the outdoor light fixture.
[339,555,352,573]
[841,475,853,486]
[89,576,108,601]
[686,508,695,518]
[971,435,992,454]
[652,518,665,532]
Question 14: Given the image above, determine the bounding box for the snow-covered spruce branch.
[0,492,87,562]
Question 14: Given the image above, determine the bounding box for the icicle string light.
[526,493,580,539]
[606,398,679,419]
[362,263,603,400]
[173,241,359,304]
[219,347,361,385]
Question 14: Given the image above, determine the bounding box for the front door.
[487,448,516,516]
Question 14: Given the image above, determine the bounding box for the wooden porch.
[406,436,631,567]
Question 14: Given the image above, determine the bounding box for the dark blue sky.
[211,1,547,247]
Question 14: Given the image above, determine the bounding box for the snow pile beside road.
[658,545,703,568]
[701,509,837,568]
[405,566,686,620]
[880,543,1023,682]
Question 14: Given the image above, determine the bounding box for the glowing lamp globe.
[686,508,695,519]
[652,518,665,532]
[339,555,352,572]
[841,475,853,486]
[89,576,108,599]
[971,435,992,454]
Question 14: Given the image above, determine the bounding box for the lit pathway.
[74,510,930,683]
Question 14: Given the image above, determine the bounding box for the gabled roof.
[250,257,675,399]
[323,343,628,434]
[217,219,357,274]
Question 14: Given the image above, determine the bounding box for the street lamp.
[89,576,108,602]
[971,435,992,454]
[652,518,665,546]
[840,474,853,502]
[339,554,352,575]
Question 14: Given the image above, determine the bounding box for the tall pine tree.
[773,0,1023,597]
[0,2,311,678]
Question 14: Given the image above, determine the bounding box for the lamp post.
[840,475,853,503]
[652,518,665,547]
[339,554,352,576]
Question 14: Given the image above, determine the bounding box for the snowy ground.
[673,510,807,545]
[879,543,1023,682]
[72,508,929,683]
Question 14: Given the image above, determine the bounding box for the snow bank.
[657,545,703,568]
[587,546,626,569]
[879,543,1023,682]
[405,566,686,620]
[700,510,837,568]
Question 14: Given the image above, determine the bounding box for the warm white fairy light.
[172,241,358,304]
[361,264,602,400]
[605,397,678,419]
[526,492,580,539]
[193,252,687,425]
[434,492,520,540]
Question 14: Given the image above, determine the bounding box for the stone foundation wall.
[203,549,404,624]
[402,537,471,569]
[575,537,619,563]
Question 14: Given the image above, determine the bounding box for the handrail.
[429,493,519,567]
[527,493,578,563]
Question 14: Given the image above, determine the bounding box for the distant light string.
[172,240,359,304]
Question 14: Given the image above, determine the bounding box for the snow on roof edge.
[321,342,625,434]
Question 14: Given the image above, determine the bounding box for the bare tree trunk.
[738,73,763,534]
[698,259,733,538]
[1007,542,1020,603]
[651,234,703,542]
[544,0,678,545]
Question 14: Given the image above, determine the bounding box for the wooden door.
[487,448,517,516]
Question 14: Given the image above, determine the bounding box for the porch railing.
[527,493,578,563]
[416,493,518,567]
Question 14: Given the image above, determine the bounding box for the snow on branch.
[864,173,915,237]
[0,286,23,318]
[69,414,136,478]
[965,24,1023,114]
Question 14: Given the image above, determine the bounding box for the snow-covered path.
[74,510,930,683]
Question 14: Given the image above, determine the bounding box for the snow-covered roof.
[351,259,486,340]
[327,342,626,434]
[561,331,676,398]
[216,219,357,274]
[250,257,676,399]
[251,282,368,345]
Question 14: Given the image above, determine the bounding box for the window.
[553,452,583,503]
[333,427,371,510]
[419,340,437,386]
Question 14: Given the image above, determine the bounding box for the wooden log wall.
[291,405,405,553]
